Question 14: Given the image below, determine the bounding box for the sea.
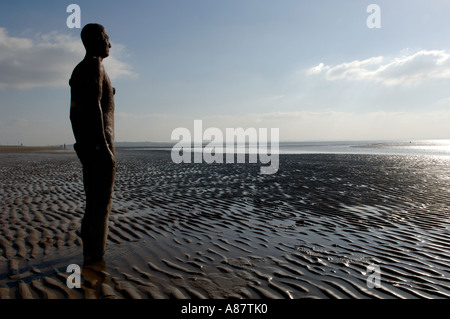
[121,139,450,157]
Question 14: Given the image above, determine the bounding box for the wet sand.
[1,148,450,299]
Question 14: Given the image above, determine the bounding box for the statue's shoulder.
[79,58,103,73]
[70,58,103,86]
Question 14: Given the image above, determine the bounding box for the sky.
[2,0,450,145]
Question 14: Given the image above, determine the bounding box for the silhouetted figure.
[69,23,116,263]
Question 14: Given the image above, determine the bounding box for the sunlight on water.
[277,139,450,157]
[126,139,450,157]
[412,140,450,153]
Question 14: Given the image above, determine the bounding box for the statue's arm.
[79,61,108,150]
[91,63,115,162]
[70,60,113,163]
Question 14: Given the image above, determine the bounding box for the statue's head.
[81,23,111,59]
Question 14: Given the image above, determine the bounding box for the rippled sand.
[1,148,450,299]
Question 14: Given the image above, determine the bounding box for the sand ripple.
[1,150,450,299]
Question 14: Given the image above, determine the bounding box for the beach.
[1,147,450,299]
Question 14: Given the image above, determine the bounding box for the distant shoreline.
[2,139,450,157]
[0,145,67,153]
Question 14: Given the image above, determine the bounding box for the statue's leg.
[81,157,116,262]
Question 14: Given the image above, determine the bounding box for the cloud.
[308,50,450,86]
[0,28,135,89]
[103,43,136,81]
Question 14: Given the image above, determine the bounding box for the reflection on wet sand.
[1,149,450,298]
